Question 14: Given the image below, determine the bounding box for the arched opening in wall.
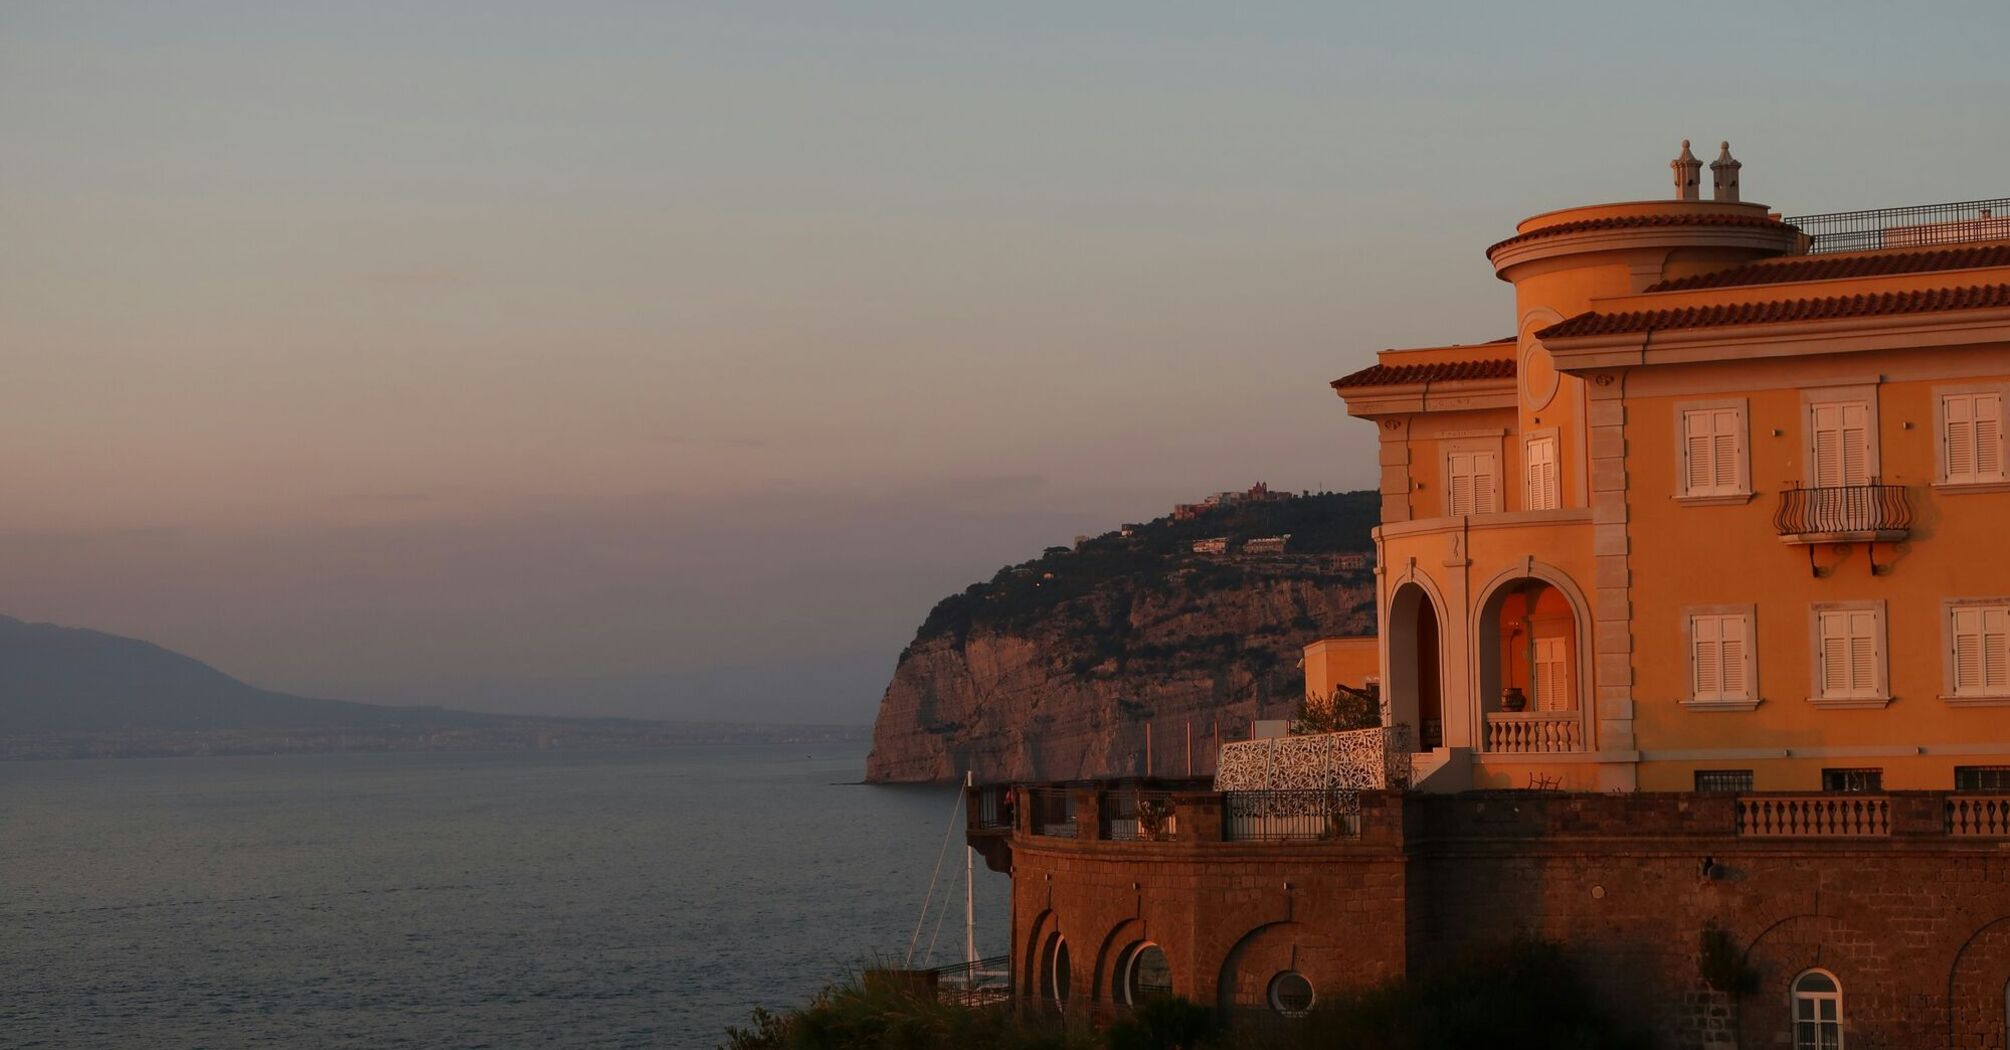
[1790,969,1842,1049]
[1111,942,1172,1006]
[1477,576,1585,754]
[1386,582,1443,750]
[1038,933,1071,1006]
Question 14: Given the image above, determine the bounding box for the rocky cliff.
[865,492,1379,783]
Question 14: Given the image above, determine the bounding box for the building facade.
[977,150,2010,1048]
[1337,148,2010,794]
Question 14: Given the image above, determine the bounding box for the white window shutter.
[1474,450,1499,513]
[1841,403,1871,484]
[1978,394,2004,479]
[1684,412,1713,494]
[1986,607,2010,690]
[1953,607,1985,692]
[1946,395,1977,481]
[1712,410,1741,491]
[1721,615,1749,698]
[1848,610,1878,693]
[1693,616,1722,699]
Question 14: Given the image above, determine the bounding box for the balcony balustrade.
[1736,795,1890,837]
[1484,711,1583,754]
[1774,484,1911,542]
[1947,795,2010,837]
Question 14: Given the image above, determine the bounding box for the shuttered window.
[1532,636,1571,711]
[1680,406,1746,497]
[1949,603,2010,696]
[1691,613,1754,703]
[1446,449,1499,516]
[1816,607,1884,700]
[1810,401,1872,488]
[1941,391,2005,485]
[1525,434,1559,510]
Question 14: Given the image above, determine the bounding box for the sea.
[0,744,1011,1049]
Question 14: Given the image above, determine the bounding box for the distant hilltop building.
[969,146,2010,1046]
[1190,537,1228,555]
[1332,551,1373,570]
[1240,534,1290,555]
[1171,481,1292,520]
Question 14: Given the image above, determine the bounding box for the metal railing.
[929,954,1013,1007]
[1947,795,2010,837]
[1223,789,1361,841]
[1100,788,1180,841]
[1485,711,1583,753]
[1737,795,1890,837]
[1785,197,2010,254]
[970,785,1013,830]
[1028,788,1077,838]
[1774,484,1911,537]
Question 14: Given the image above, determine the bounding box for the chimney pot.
[1671,140,1702,201]
[1711,141,1742,203]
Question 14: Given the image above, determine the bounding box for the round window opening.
[1122,944,1173,1004]
[1268,971,1315,1017]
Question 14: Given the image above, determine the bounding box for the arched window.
[1792,969,1842,1050]
[1038,934,1070,1005]
[1118,943,1172,1005]
[1268,971,1315,1017]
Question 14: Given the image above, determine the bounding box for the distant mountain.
[0,615,497,734]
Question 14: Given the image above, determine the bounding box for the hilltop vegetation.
[915,491,1379,646]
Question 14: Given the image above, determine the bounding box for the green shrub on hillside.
[725,939,1644,1050]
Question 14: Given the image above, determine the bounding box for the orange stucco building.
[973,149,2010,1048]
[1336,143,2010,795]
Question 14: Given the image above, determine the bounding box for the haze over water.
[2,745,1008,1049]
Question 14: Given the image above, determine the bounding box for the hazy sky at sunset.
[6,2,2008,721]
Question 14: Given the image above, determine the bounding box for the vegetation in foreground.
[724,939,1647,1050]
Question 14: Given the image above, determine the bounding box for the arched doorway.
[1387,582,1444,751]
[1476,576,1586,753]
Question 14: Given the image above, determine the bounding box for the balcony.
[1484,711,1583,754]
[1773,483,1911,544]
[1785,197,2010,254]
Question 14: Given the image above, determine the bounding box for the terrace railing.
[1028,787,1078,838]
[970,784,1013,830]
[1785,198,2010,254]
[1947,795,2010,837]
[1223,789,1361,841]
[1737,795,1890,837]
[1100,788,1180,842]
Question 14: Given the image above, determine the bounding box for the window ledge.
[1806,695,1893,710]
[1680,698,1763,712]
[1931,480,2010,494]
[1672,492,1756,506]
[1940,693,2010,707]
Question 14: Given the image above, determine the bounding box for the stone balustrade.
[1484,711,1583,753]
[1737,794,1890,837]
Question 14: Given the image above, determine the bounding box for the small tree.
[1290,685,1382,735]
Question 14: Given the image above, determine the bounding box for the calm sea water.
[1,745,1010,1049]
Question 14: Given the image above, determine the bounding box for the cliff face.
[865,493,1378,783]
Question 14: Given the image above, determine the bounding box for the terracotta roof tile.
[1645,242,2010,291]
[1486,213,1797,258]
[1331,358,1516,389]
[1538,283,2010,340]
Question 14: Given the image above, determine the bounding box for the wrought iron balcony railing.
[1773,483,1911,540]
[1784,197,2010,254]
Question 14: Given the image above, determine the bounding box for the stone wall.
[993,790,2010,1048]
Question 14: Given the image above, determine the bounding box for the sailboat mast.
[964,770,978,966]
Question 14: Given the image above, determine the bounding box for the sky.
[4,1,2008,723]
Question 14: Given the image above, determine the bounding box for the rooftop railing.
[1784,197,2010,254]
